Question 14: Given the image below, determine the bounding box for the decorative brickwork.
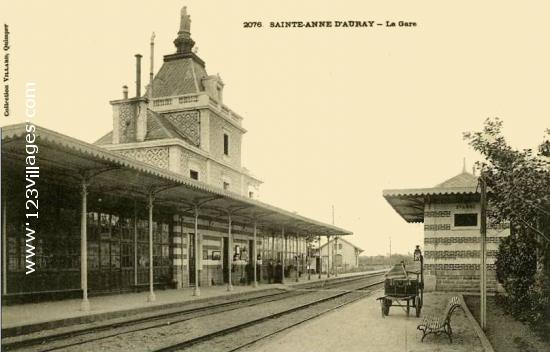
[424,224,451,231]
[425,263,496,271]
[424,236,502,245]
[118,147,169,169]
[424,210,451,218]
[163,111,200,147]
[118,103,136,143]
[424,250,498,259]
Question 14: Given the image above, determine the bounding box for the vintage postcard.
[1,1,548,351]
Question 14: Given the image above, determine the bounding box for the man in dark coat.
[267,259,274,284]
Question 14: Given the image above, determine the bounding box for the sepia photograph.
[0,1,549,351]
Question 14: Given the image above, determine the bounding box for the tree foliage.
[464,118,550,334]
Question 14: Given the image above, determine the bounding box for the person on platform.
[275,260,283,283]
[267,259,274,284]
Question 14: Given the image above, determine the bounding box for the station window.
[190,169,199,180]
[223,133,229,156]
[223,181,230,190]
[249,191,254,198]
[454,213,478,227]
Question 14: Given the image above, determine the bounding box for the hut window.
[454,213,478,227]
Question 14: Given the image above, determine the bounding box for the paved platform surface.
[246,290,485,352]
[1,270,380,330]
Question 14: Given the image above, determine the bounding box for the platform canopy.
[383,171,479,223]
[1,123,352,237]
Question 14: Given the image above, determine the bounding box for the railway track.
[3,273,384,352]
[155,280,383,352]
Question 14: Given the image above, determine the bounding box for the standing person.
[245,261,252,285]
[267,259,274,284]
[275,260,282,283]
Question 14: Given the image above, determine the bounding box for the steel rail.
[154,280,384,352]
[3,273,384,352]
[228,285,383,352]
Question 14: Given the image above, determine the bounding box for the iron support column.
[281,226,285,284]
[80,180,90,311]
[295,235,299,282]
[335,236,339,277]
[2,192,7,295]
[253,220,258,288]
[194,206,200,296]
[307,237,311,281]
[227,214,233,291]
[318,235,321,279]
[327,235,331,278]
[147,192,156,302]
[133,202,138,287]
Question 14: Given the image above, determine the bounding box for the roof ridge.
[435,171,478,188]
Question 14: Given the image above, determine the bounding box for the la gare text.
[243,20,417,29]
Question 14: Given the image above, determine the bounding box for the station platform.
[248,290,489,352]
[1,270,384,336]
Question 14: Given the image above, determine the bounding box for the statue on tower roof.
[174,6,195,54]
[178,6,191,35]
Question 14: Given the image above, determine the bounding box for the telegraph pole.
[332,205,338,277]
[480,174,487,330]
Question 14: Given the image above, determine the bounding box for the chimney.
[135,54,142,97]
[110,55,149,144]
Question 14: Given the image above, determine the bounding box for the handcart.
[376,247,424,318]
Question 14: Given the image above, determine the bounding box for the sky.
[1,0,549,255]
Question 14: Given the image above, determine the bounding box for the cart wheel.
[380,299,388,318]
[381,299,390,316]
[415,296,422,317]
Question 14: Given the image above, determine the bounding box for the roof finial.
[462,157,467,173]
[179,6,191,35]
[174,6,195,54]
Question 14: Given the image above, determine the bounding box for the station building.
[383,167,510,292]
[318,237,363,274]
[0,7,351,308]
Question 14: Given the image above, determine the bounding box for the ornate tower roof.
[147,6,208,98]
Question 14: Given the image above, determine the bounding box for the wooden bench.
[417,296,463,343]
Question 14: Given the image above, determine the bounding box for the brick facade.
[423,201,509,292]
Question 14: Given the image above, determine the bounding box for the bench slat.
[417,296,462,343]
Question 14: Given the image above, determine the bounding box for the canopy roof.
[1,123,352,237]
[383,171,479,223]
